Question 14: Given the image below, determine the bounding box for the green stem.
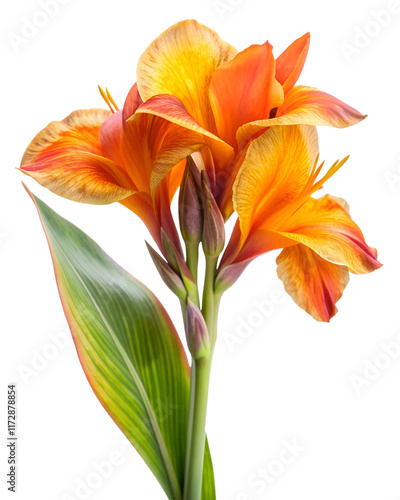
[186,242,199,283]
[210,291,222,348]
[183,357,212,500]
[201,255,218,327]
[183,255,218,500]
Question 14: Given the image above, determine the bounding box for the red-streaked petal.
[217,145,249,220]
[166,159,186,203]
[275,33,310,93]
[120,192,163,248]
[273,195,381,274]
[99,110,124,165]
[135,94,234,179]
[276,244,350,322]
[99,96,205,198]
[220,219,295,267]
[137,19,237,131]
[209,42,284,148]
[122,83,143,122]
[127,109,204,195]
[20,109,134,204]
[237,85,367,145]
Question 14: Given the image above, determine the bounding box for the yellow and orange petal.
[276,244,350,322]
[129,106,204,195]
[237,85,367,146]
[97,88,206,199]
[221,220,295,266]
[275,33,310,94]
[137,19,237,132]
[20,109,134,204]
[122,82,143,121]
[273,195,381,274]
[135,94,234,178]
[217,145,249,220]
[120,191,161,244]
[209,42,284,148]
[233,124,319,239]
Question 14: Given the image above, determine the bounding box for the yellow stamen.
[98,85,114,113]
[98,85,120,113]
[258,156,350,232]
[106,88,119,111]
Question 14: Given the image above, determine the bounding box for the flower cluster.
[20,20,381,322]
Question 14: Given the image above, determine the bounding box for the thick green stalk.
[183,357,212,500]
[201,256,218,327]
[186,242,199,283]
[183,255,218,500]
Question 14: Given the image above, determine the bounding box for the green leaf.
[26,187,215,500]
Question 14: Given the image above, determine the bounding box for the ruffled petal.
[99,110,125,165]
[276,244,349,322]
[137,19,237,131]
[122,82,143,122]
[275,33,310,93]
[20,109,134,204]
[135,94,234,179]
[120,192,161,243]
[233,125,319,239]
[126,106,204,194]
[217,145,249,219]
[209,42,284,147]
[220,219,294,267]
[237,85,367,145]
[273,195,381,274]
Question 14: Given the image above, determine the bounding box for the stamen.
[98,85,114,113]
[98,85,120,113]
[310,153,320,179]
[312,156,350,192]
[266,155,350,231]
[106,88,120,111]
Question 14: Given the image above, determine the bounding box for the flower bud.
[185,300,210,360]
[160,229,199,303]
[215,260,250,294]
[146,242,187,301]
[201,171,225,257]
[179,157,203,245]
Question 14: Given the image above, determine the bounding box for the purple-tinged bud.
[179,157,203,245]
[215,260,251,294]
[146,242,187,301]
[185,300,210,360]
[161,228,181,274]
[161,229,199,304]
[201,171,225,257]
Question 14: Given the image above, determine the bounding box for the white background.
[1,0,400,499]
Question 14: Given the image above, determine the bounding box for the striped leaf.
[26,187,215,500]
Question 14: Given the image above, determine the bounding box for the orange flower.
[20,84,206,251]
[217,125,381,322]
[135,20,366,216]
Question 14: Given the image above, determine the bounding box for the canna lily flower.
[19,83,207,252]
[135,20,366,216]
[218,125,381,322]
